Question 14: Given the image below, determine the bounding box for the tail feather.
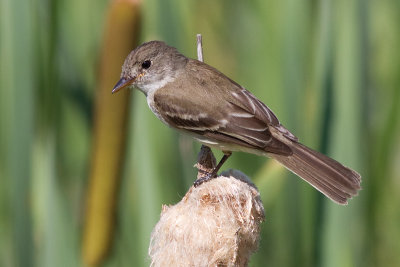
[271,142,361,205]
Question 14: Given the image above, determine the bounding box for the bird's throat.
[138,74,176,96]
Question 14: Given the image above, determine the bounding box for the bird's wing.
[226,87,298,142]
[152,59,297,155]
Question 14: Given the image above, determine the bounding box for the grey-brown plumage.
[113,41,361,205]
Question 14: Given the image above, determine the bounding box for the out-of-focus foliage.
[1,0,400,266]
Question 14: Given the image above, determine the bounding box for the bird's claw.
[193,172,217,187]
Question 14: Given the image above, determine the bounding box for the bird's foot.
[193,171,217,187]
[193,151,232,187]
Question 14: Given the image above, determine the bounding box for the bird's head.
[112,41,188,95]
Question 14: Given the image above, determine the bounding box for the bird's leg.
[194,151,232,187]
[212,151,232,176]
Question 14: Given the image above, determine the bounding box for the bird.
[112,40,361,205]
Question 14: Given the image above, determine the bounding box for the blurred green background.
[1,0,400,266]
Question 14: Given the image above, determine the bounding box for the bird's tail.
[270,142,361,205]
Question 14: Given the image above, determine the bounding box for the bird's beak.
[112,77,135,94]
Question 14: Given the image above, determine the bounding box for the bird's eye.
[142,60,151,69]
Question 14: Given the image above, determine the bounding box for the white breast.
[137,73,176,125]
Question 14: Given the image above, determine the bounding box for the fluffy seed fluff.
[149,170,265,267]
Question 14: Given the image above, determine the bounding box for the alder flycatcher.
[112,41,361,205]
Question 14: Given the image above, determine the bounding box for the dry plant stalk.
[83,0,141,265]
[149,147,265,266]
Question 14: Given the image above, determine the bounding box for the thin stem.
[196,34,204,62]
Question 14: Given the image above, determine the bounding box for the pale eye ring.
[141,60,151,69]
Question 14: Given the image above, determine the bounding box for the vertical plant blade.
[0,0,35,266]
[322,1,364,267]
